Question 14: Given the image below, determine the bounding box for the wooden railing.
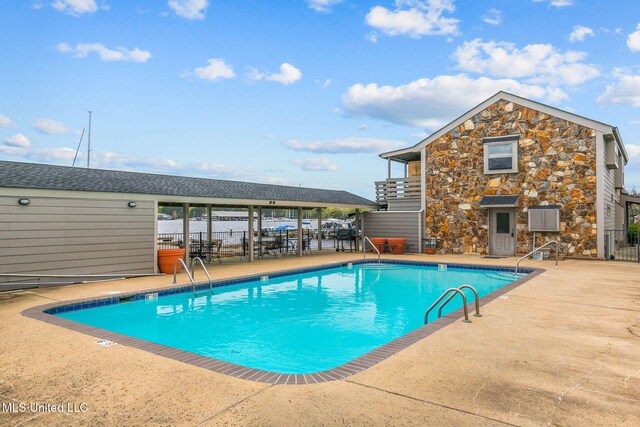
[375,177,421,203]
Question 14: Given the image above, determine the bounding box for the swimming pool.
[44,261,533,377]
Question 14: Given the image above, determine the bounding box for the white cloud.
[168,0,208,20]
[626,144,640,158]
[569,25,594,42]
[4,134,31,148]
[482,8,502,26]
[184,58,235,82]
[52,0,103,16]
[453,39,599,86]
[290,158,338,171]
[532,0,573,7]
[597,73,640,107]
[284,137,407,154]
[34,118,79,135]
[249,63,302,85]
[550,0,573,7]
[628,24,640,52]
[365,0,460,38]
[315,78,332,88]
[307,0,342,13]
[0,114,14,128]
[342,74,567,128]
[57,42,151,63]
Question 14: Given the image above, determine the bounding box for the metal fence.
[604,230,639,262]
[158,225,354,262]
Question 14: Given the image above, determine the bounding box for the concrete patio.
[1,252,638,426]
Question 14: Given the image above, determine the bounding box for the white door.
[491,208,516,256]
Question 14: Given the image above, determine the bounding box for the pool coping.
[22,260,544,385]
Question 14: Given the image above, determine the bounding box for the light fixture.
[18,198,30,206]
[128,201,137,208]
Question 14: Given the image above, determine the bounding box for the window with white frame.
[483,136,519,174]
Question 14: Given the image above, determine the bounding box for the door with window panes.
[490,208,516,256]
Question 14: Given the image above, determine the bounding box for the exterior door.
[490,208,516,256]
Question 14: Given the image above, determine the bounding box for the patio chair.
[205,240,223,263]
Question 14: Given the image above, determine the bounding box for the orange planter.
[369,237,387,253]
[158,249,185,274]
[387,238,407,254]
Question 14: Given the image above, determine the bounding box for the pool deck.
[1,252,639,426]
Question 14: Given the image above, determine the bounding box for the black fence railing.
[604,229,639,262]
[158,226,355,262]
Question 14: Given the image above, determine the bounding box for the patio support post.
[355,209,360,252]
[317,208,322,251]
[404,161,408,178]
[297,207,303,257]
[206,204,212,247]
[248,206,255,262]
[387,158,391,179]
[183,203,190,262]
[257,207,263,247]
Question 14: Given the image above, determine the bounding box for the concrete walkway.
[1,253,639,426]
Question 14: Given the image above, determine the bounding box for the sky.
[1,0,639,199]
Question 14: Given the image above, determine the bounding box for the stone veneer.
[425,100,597,256]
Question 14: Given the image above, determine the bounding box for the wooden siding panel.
[0,195,155,275]
[387,199,421,211]
[362,211,422,252]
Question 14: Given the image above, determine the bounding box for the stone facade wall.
[425,100,598,256]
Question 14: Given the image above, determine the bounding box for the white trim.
[420,146,426,212]
[484,139,518,175]
[380,91,616,159]
[596,132,605,257]
[153,200,159,274]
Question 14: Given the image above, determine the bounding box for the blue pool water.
[57,262,524,373]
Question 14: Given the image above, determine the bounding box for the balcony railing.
[375,177,421,203]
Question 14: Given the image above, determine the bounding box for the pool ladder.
[362,236,381,265]
[172,257,213,295]
[423,285,482,324]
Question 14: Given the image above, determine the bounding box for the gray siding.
[0,195,155,277]
[362,211,423,253]
[387,198,421,211]
[602,146,618,233]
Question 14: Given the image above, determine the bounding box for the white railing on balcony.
[375,177,421,203]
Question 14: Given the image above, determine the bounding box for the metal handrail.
[424,288,471,324]
[362,236,381,264]
[515,240,559,275]
[190,257,213,295]
[438,285,482,319]
[172,258,197,295]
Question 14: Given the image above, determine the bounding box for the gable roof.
[0,160,376,208]
[380,91,628,163]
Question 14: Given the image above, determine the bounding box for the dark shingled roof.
[479,195,519,207]
[0,161,376,207]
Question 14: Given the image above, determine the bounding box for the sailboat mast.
[87,110,92,168]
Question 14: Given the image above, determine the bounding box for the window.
[483,136,518,174]
[528,206,560,232]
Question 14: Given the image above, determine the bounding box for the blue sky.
[1,0,639,198]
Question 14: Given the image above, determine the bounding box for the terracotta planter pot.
[369,237,387,253]
[425,248,436,254]
[158,249,185,274]
[387,238,407,254]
